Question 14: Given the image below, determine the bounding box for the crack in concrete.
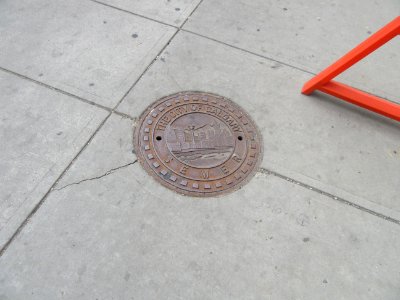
[257,167,400,226]
[0,0,183,255]
[54,160,137,191]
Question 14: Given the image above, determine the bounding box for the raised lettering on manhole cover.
[135,92,263,197]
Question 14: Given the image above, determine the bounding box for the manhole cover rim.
[134,91,263,197]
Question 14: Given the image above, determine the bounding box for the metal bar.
[319,81,400,122]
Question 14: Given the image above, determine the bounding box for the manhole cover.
[135,91,263,197]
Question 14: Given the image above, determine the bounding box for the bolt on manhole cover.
[135,91,263,197]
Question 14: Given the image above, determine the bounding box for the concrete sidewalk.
[0,0,399,299]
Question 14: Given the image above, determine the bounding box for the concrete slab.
[0,162,399,299]
[0,0,176,107]
[184,0,400,102]
[0,70,108,249]
[117,31,400,220]
[94,0,202,26]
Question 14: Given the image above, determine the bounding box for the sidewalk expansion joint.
[0,66,114,113]
[90,0,177,29]
[0,112,113,257]
[257,167,400,226]
[89,0,315,76]
[114,110,136,120]
[0,10,181,256]
[181,29,315,76]
[54,160,138,191]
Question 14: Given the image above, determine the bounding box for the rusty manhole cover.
[135,91,262,197]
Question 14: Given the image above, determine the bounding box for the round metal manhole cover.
[135,91,263,197]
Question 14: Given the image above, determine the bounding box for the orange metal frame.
[302,16,400,122]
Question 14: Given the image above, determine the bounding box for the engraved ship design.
[166,121,234,165]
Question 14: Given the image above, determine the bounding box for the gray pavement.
[0,0,399,299]
[0,0,176,107]
[0,71,108,249]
